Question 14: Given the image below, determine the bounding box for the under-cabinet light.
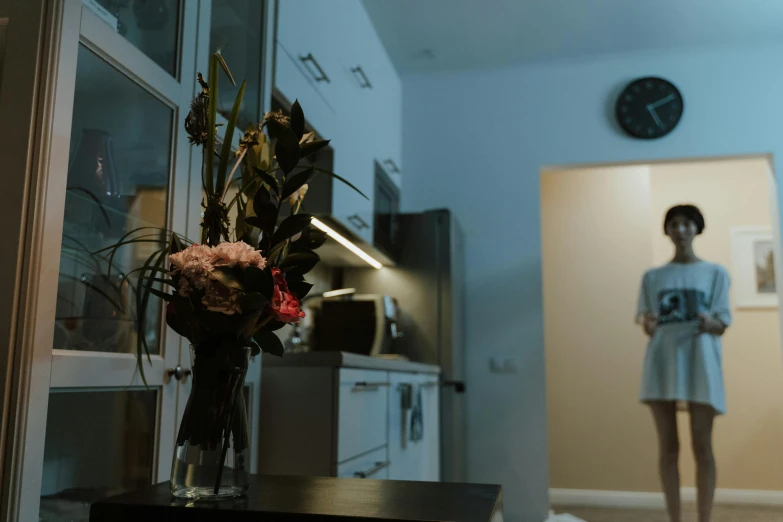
[310,218,383,269]
[322,288,357,298]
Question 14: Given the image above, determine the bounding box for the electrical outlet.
[489,357,518,374]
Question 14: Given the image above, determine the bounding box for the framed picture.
[730,227,779,308]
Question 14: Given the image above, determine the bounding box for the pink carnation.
[169,244,213,272]
[211,241,267,269]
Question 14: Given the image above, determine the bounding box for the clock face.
[616,77,683,139]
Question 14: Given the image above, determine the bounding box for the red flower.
[270,268,306,323]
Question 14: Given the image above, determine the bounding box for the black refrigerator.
[343,209,466,483]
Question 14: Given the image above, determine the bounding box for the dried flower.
[184,74,209,146]
[262,110,291,140]
[211,241,267,269]
[288,183,309,206]
[201,280,242,315]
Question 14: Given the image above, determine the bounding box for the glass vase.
[170,345,251,500]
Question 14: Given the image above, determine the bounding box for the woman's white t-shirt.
[636,261,732,414]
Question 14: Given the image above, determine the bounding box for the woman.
[637,204,731,522]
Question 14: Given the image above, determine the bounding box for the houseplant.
[97,53,363,499]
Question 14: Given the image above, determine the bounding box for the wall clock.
[615,77,683,139]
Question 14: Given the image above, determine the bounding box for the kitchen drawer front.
[337,369,389,463]
[336,446,389,480]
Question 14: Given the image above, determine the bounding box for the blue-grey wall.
[401,44,783,522]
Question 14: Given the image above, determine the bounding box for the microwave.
[374,161,401,257]
[313,295,403,357]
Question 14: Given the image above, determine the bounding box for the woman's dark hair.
[664,204,705,235]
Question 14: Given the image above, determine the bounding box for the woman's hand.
[697,313,726,336]
[642,314,658,337]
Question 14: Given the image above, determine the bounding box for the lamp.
[68,128,120,199]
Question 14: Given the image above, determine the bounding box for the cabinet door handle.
[354,460,391,478]
[351,381,390,392]
[442,380,466,393]
[383,159,400,174]
[299,53,331,83]
[166,365,192,382]
[348,214,370,230]
[350,66,373,89]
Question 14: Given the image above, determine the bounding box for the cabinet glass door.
[38,2,197,521]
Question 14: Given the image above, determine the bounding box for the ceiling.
[361,0,783,75]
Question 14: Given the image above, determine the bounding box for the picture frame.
[729,227,778,309]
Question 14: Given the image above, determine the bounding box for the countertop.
[263,351,441,374]
[89,475,503,522]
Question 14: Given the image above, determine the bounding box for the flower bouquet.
[102,53,364,499]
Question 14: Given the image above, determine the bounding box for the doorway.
[541,156,783,515]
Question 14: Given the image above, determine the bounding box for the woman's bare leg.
[689,403,716,522]
[650,401,681,522]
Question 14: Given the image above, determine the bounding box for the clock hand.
[648,94,675,110]
[647,105,664,128]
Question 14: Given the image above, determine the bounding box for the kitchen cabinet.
[1,2,278,521]
[274,0,403,244]
[259,352,439,482]
[388,373,440,482]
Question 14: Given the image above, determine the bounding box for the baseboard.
[550,488,783,508]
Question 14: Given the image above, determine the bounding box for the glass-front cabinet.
[0,1,274,521]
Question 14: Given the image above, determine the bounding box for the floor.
[554,505,783,521]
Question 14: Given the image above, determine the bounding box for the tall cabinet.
[0,2,275,521]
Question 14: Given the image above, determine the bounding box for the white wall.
[402,44,783,522]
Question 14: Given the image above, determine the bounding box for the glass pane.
[39,389,157,522]
[55,45,172,354]
[210,0,263,126]
[87,0,180,76]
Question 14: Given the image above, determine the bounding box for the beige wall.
[543,157,783,492]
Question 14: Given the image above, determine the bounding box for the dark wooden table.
[89,475,503,522]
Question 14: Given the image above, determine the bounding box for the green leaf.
[253,329,284,357]
[148,287,173,302]
[287,280,314,300]
[210,266,245,290]
[299,139,330,159]
[281,166,315,202]
[251,185,278,235]
[293,227,328,250]
[216,79,247,195]
[314,168,368,200]
[238,293,268,312]
[249,339,261,357]
[271,213,313,247]
[170,233,185,255]
[243,266,274,299]
[253,167,280,194]
[215,52,236,86]
[206,54,220,193]
[282,250,320,276]
[238,310,263,342]
[290,99,305,140]
[273,124,301,175]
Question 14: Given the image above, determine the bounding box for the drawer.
[336,446,389,479]
[336,369,389,463]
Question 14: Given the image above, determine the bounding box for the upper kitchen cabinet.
[274,0,402,245]
[275,0,344,139]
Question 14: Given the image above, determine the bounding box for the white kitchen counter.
[262,351,440,375]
